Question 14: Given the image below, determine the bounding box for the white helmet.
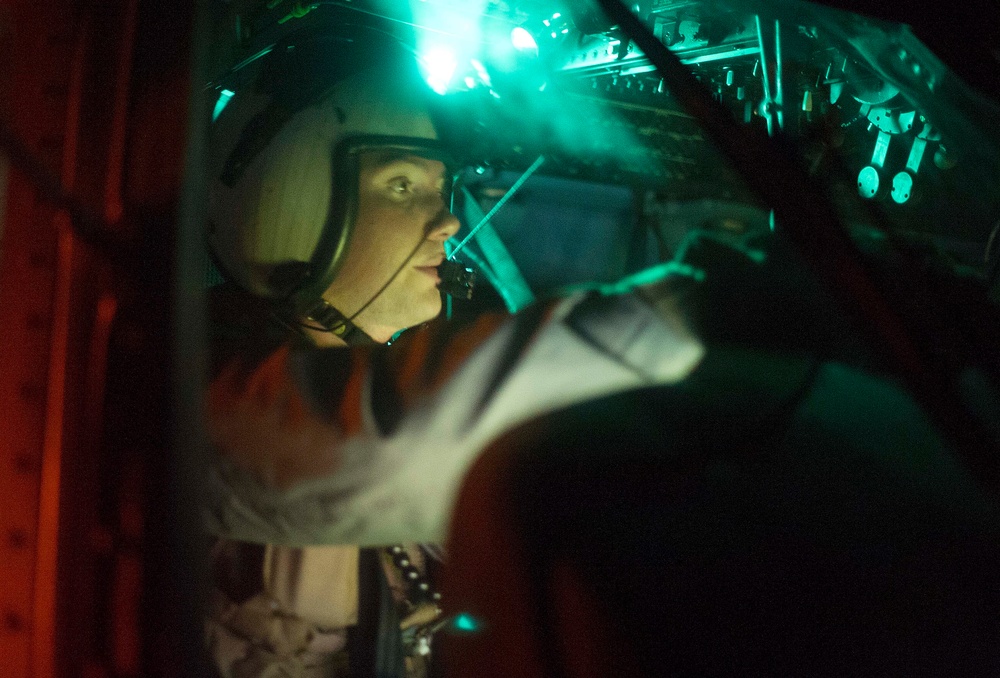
[207,25,456,335]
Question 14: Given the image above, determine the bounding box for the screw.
[14,455,37,475]
[3,611,26,633]
[7,529,28,549]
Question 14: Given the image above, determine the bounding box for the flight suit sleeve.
[202,286,705,546]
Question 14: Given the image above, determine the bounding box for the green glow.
[470,59,493,87]
[453,613,480,632]
[420,46,457,95]
[555,260,706,299]
[212,89,235,122]
[511,27,538,52]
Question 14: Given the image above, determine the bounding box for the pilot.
[202,23,704,677]
[204,28,467,677]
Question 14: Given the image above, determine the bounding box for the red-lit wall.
[0,2,195,676]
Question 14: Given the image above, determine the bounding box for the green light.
[212,89,235,122]
[510,27,538,52]
[419,47,457,95]
[470,59,493,87]
[453,613,480,632]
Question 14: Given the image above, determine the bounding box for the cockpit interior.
[2,0,999,675]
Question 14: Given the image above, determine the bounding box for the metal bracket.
[754,16,784,136]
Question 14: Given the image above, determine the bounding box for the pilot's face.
[322,150,460,342]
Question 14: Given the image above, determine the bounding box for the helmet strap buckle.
[305,299,375,345]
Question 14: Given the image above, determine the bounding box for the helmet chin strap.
[302,235,427,345]
[302,299,375,345]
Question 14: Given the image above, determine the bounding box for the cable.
[0,118,133,266]
[311,1,519,45]
[344,236,426,326]
[448,155,545,259]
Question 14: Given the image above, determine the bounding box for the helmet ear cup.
[267,262,314,299]
[287,137,359,316]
